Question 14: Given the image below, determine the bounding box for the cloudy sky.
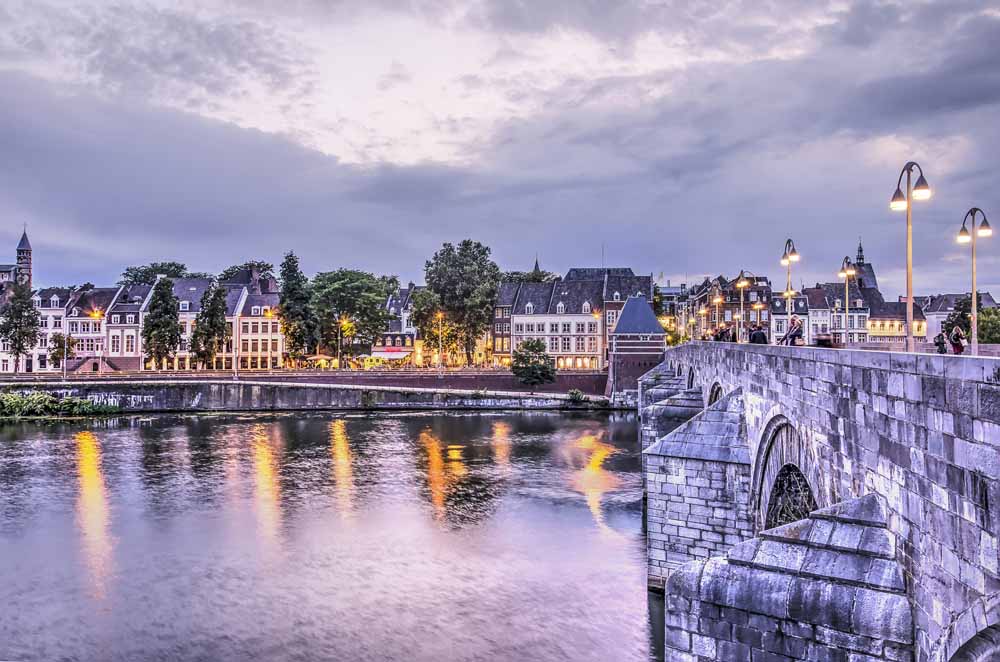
[1,1,998,296]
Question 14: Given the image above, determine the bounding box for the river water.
[0,412,663,662]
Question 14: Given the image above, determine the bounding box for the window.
[514,323,524,333]
[561,337,571,351]
[588,322,597,333]
[495,324,502,334]
[556,302,565,314]
[41,316,49,328]
[502,323,510,333]
[54,317,62,329]
[613,292,621,301]
[111,335,121,353]
[607,310,618,328]
[725,310,732,321]
[51,296,59,307]
[576,322,585,333]
[69,321,78,333]
[125,335,135,353]
[394,337,402,347]
[251,323,259,334]
[251,306,261,316]
[575,337,585,351]
[180,301,190,311]
[502,338,510,351]
[1,360,7,372]
[549,337,558,351]
[550,323,558,333]
[126,314,135,324]
[587,337,597,352]
[241,339,249,352]
[749,292,758,302]
[262,307,270,316]
[776,320,786,333]
[271,322,279,333]
[525,303,534,314]
[242,322,250,334]
[494,338,502,351]
[526,323,535,333]
[93,322,101,333]
[272,340,279,352]
[111,315,120,324]
[561,323,571,333]
[405,337,412,347]
[495,307,503,318]
[582,301,591,314]
[32,296,41,307]
[251,340,259,352]
[81,322,90,333]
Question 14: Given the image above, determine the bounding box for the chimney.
[250,265,262,295]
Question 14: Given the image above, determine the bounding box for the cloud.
[377,60,413,91]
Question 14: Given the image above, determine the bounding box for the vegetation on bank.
[0,392,120,418]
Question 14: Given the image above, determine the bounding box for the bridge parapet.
[642,342,1000,660]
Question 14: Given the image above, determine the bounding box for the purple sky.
[1,1,998,297]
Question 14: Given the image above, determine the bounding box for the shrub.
[0,392,120,418]
[567,389,588,403]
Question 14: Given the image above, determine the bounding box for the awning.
[371,349,412,360]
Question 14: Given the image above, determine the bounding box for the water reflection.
[329,419,355,519]
[251,424,282,547]
[420,430,448,521]
[492,421,512,472]
[75,430,113,599]
[569,431,621,534]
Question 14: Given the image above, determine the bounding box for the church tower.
[856,237,866,265]
[16,229,32,287]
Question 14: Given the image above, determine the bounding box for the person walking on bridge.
[779,315,804,346]
[949,325,967,355]
[749,324,769,345]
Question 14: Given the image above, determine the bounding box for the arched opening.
[764,464,818,530]
[949,624,1000,661]
[707,382,723,406]
[686,367,695,389]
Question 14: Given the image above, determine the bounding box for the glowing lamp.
[890,188,907,211]
[911,173,932,200]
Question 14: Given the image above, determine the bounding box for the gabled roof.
[497,281,521,307]
[109,284,151,314]
[512,281,555,314]
[68,287,119,317]
[17,231,31,251]
[169,277,213,313]
[612,296,664,334]
[547,279,603,314]
[244,292,279,316]
[606,274,653,302]
[921,292,998,313]
[565,267,634,281]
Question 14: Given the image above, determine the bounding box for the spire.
[856,237,865,264]
[531,254,541,275]
[17,226,31,251]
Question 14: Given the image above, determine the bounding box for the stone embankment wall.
[0,380,609,413]
[641,342,1000,661]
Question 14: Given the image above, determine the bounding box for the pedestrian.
[780,315,804,346]
[933,331,948,355]
[949,325,967,355]
[749,324,768,345]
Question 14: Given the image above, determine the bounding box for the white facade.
[510,312,604,370]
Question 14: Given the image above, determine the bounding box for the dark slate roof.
[387,319,403,333]
[171,277,213,313]
[921,292,998,313]
[512,282,554,314]
[606,274,653,301]
[222,267,279,294]
[565,267,634,281]
[245,292,280,316]
[547,280,603,314]
[109,284,151,314]
[612,296,664,334]
[803,287,829,310]
[771,295,809,315]
[0,264,17,272]
[224,284,245,315]
[854,261,878,290]
[35,287,74,306]
[497,282,521,307]
[869,299,926,321]
[17,231,31,251]
[815,281,866,310]
[68,287,119,317]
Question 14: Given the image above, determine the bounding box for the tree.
[424,240,501,365]
[142,278,182,369]
[0,282,41,374]
[978,308,1000,344]
[219,260,274,283]
[119,262,210,286]
[652,284,665,316]
[48,332,78,367]
[278,252,315,360]
[943,293,983,336]
[310,270,397,353]
[410,288,462,360]
[190,284,230,368]
[511,338,556,391]
[503,270,558,283]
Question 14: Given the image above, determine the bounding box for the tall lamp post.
[752,302,765,331]
[337,315,349,370]
[956,207,992,356]
[735,271,757,342]
[436,311,444,378]
[712,290,723,332]
[698,306,708,338]
[837,257,857,345]
[890,161,932,353]
[90,310,104,376]
[780,239,800,316]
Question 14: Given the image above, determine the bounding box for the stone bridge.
[640,342,1000,661]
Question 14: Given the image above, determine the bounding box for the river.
[0,411,663,661]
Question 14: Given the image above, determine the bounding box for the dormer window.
[126,314,135,324]
[856,299,863,308]
[556,302,565,314]
[251,306,261,316]
[71,307,80,316]
[582,302,591,314]
[390,307,396,315]
[50,296,59,307]
[179,301,190,312]
[613,292,621,301]
[111,315,120,324]
[525,303,534,315]
[32,296,41,307]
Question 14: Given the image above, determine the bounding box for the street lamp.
[89,309,104,376]
[436,311,444,377]
[890,161,932,352]
[337,315,349,370]
[780,239,800,317]
[752,302,765,327]
[837,257,857,345]
[698,306,708,338]
[735,271,757,342]
[712,291,723,330]
[957,207,992,356]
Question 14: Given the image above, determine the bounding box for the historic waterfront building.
[32,286,73,372]
[689,273,772,340]
[607,295,665,394]
[105,283,151,371]
[372,283,424,365]
[64,286,118,373]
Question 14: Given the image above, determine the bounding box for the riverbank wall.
[0,379,613,413]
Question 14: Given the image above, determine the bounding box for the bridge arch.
[707,382,724,406]
[686,367,695,389]
[752,415,824,532]
[934,597,1000,661]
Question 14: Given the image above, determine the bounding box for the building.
[105,283,151,371]
[509,279,604,370]
[865,293,927,343]
[690,274,772,340]
[373,283,424,365]
[32,286,73,372]
[65,286,118,373]
[491,282,519,367]
[607,295,665,394]
[917,292,998,339]
[770,294,811,344]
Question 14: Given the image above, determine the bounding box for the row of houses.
[0,233,284,373]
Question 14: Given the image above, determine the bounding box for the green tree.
[978,308,1000,344]
[142,278,182,369]
[943,293,982,336]
[119,262,210,286]
[278,252,315,360]
[410,288,462,359]
[0,282,41,374]
[424,240,501,365]
[48,332,78,367]
[190,284,230,368]
[511,338,556,391]
[219,260,275,283]
[310,270,397,354]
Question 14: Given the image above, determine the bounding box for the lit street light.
[957,207,992,356]
[735,271,758,342]
[838,257,857,345]
[890,161,932,352]
[436,311,444,378]
[712,290,723,332]
[780,239,800,317]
